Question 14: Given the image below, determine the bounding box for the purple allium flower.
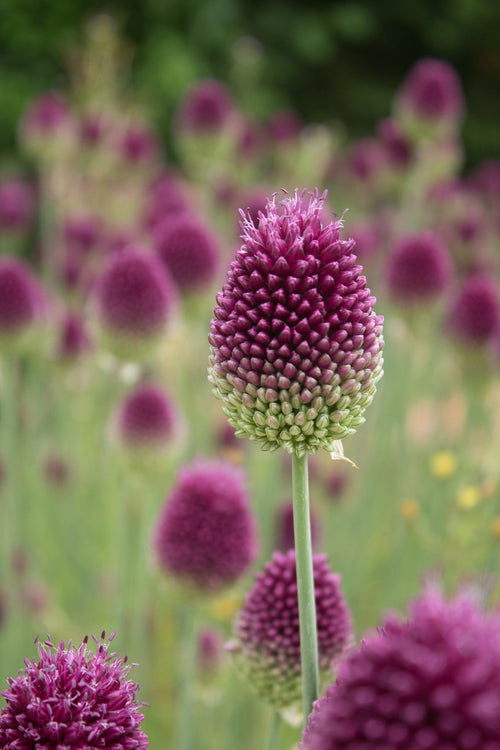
[324,470,348,502]
[0,256,45,339]
[301,586,500,750]
[155,213,220,292]
[21,91,70,136]
[79,113,105,146]
[208,189,384,456]
[0,632,148,748]
[114,382,181,451]
[119,124,159,164]
[198,628,224,675]
[176,79,234,134]
[396,58,465,130]
[268,108,303,143]
[275,499,320,552]
[386,231,453,305]
[94,246,176,357]
[0,178,35,233]
[447,273,500,345]
[348,138,387,181]
[376,118,413,168]
[43,454,72,488]
[347,222,381,261]
[154,459,258,594]
[144,171,190,230]
[239,189,270,228]
[63,215,101,254]
[231,550,352,714]
[56,311,92,361]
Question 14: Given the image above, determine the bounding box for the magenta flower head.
[144,171,190,231]
[0,632,148,748]
[301,586,500,750]
[154,459,258,595]
[113,382,183,465]
[119,124,159,165]
[275,499,320,552]
[447,272,500,345]
[63,215,101,255]
[198,628,224,675]
[19,91,73,158]
[155,213,220,293]
[0,256,46,347]
[396,58,465,138]
[209,189,384,457]
[94,246,176,359]
[0,178,35,235]
[230,550,352,720]
[176,79,234,134]
[55,311,92,362]
[386,231,454,306]
[268,108,303,143]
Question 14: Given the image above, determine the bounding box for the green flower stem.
[265,710,281,750]
[177,604,198,750]
[292,451,319,725]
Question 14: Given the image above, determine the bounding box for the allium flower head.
[0,632,148,748]
[114,382,182,451]
[176,79,234,134]
[94,246,176,358]
[302,586,500,750]
[0,178,35,234]
[56,312,92,362]
[155,213,220,293]
[21,92,70,136]
[386,231,453,305]
[154,459,258,594]
[0,256,45,343]
[63,215,101,254]
[209,189,384,456]
[231,550,352,718]
[447,272,500,345]
[396,58,465,135]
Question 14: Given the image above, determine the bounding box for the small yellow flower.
[491,518,500,539]
[399,498,420,521]
[430,450,458,479]
[210,591,242,621]
[456,485,481,510]
[221,447,245,466]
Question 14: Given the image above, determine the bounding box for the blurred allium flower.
[376,117,413,169]
[119,124,159,165]
[209,189,384,456]
[231,550,352,717]
[386,232,453,305]
[0,632,148,748]
[347,222,381,261]
[176,79,234,134]
[268,108,303,143]
[396,58,465,136]
[114,382,182,452]
[275,499,320,552]
[198,628,224,675]
[447,272,500,345]
[56,311,92,362]
[155,213,220,293]
[43,453,72,488]
[63,215,101,255]
[0,256,46,343]
[154,459,258,594]
[144,172,190,230]
[301,586,500,750]
[348,138,386,181]
[21,91,70,137]
[0,178,35,234]
[94,246,176,358]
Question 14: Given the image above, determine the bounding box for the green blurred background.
[0,0,499,167]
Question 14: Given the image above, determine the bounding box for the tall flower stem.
[292,451,319,724]
[177,604,197,750]
[265,710,281,750]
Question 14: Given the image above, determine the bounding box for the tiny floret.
[209,189,384,456]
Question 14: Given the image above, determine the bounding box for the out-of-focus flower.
[301,586,500,750]
[63,215,101,255]
[0,632,148,748]
[119,124,159,165]
[230,550,351,720]
[386,232,453,306]
[0,256,46,348]
[399,498,420,520]
[55,311,92,362]
[395,58,465,139]
[176,79,234,135]
[19,91,73,157]
[430,450,458,479]
[155,213,220,293]
[0,178,35,235]
[209,189,384,456]
[43,453,72,488]
[198,628,224,675]
[456,485,481,510]
[144,172,190,231]
[154,459,258,594]
[447,273,500,346]
[376,117,413,168]
[267,108,303,143]
[275,498,320,552]
[94,246,176,359]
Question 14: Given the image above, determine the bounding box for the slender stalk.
[177,605,198,750]
[265,710,281,750]
[292,451,319,725]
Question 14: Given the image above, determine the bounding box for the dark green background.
[1,0,499,168]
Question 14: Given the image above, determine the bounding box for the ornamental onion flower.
[208,189,384,457]
[0,256,46,348]
[176,79,234,135]
[154,459,258,594]
[301,586,500,750]
[386,231,453,305]
[0,632,148,748]
[230,550,352,720]
[447,272,500,345]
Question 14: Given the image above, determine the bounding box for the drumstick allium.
[208,189,384,458]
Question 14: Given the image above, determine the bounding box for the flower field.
[1,16,500,750]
